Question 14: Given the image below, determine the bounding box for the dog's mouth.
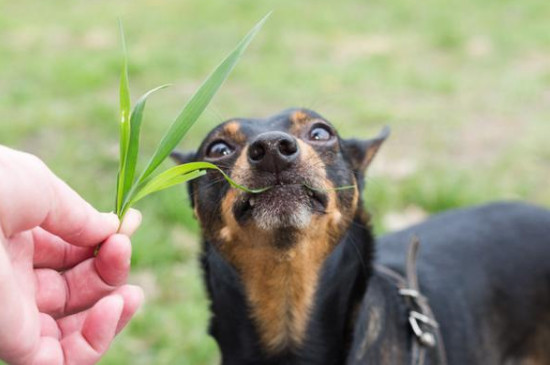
[233,183,329,230]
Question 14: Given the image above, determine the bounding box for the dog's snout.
[248,132,299,173]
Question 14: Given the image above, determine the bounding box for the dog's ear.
[170,150,196,165]
[343,126,390,172]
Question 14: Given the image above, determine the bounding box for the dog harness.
[374,237,448,365]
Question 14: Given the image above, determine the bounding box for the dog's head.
[173,108,388,248]
[172,108,388,353]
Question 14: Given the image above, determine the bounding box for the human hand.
[0,146,144,365]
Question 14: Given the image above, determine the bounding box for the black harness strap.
[374,236,448,365]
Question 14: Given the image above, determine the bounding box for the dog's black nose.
[248,132,299,173]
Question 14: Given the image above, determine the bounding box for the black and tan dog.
[172,108,550,365]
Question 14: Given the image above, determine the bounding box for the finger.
[30,337,63,365]
[93,234,132,287]
[34,268,70,318]
[57,285,144,337]
[33,227,94,270]
[41,176,120,247]
[0,243,40,364]
[60,295,124,365]
[0,146,119,245]
[35,234,131,317]
[114,285,144,334]
[40,313,61,339]
[118,209,142,237]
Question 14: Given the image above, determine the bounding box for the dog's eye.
[309,125,333,141]
[206,141,234,158]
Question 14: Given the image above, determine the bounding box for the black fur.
[299,216,375,364]
[351,202,550,365]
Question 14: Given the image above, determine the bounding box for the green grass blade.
[136,13,270,184]
[138,162,216,186]
[122,84,170,199]
[130,169,207,205]
[186,162,270,193]
[116,19,131,215]
[134,161,269,201]
[122,161,270,216]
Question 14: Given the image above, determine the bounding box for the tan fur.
[291,110,310,125]
[229,145,253,185]
[223,121,247,144]
[216,210,343,353]
[211,141,359,353]
[290,111,326,137]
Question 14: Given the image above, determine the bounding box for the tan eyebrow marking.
[290,111,312,135]
[291,110,310,125]
[223,121,247,144]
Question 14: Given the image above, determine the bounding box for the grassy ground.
[1,0,549,363]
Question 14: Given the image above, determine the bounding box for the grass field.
[1,0,549,364]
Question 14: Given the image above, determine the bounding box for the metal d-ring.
[408,311,438,347]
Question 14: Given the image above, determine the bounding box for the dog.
[171,108,550,365]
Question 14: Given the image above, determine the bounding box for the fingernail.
[120,209,143,236]
[129,209,143,226]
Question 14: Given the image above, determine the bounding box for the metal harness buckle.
[375,236,448,365]
[408,311,438,347]
[399,289,438,348]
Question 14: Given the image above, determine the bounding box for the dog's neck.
[202,212,374,364]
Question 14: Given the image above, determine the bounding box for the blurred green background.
[1,0,549,364]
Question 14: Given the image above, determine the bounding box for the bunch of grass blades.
[115,15,270,223]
